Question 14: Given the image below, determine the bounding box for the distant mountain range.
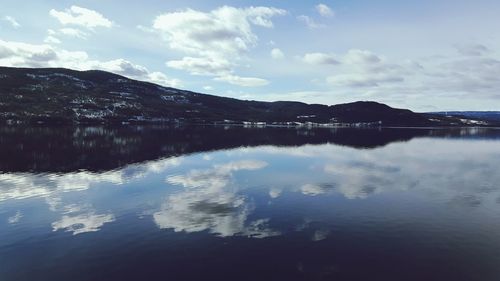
[431,111,500,122]
[0,66,497,127]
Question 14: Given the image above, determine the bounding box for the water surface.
[1,126,500,281]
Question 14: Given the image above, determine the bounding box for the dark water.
[1,126,500,281]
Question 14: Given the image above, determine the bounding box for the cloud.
[297,15,325,29]
[302,52,340,65]
[166,56,232,76]
[0,40,58,67]
[297,3,333,28]
[344,49,382,65]
[327,73,404,87]
[215,74,270,87]
[146,72,181,88]
[336,46,500,101]
[49,5,114,29]
[167,56,269,87]
[153,6,285,58]
[271,48,285,59]
[316,4,334,17]
[455,44,490,56]
[44,36,62,44]
[0,39,180,87]
[44,28,89,44]
[318,49,404,88]
[3,16,20,28]
[98,58,149,76]
[47,6,112,43]
[428,56,500,98]
[58,27,89,39]
[153,6,285,87]
[232,43,500,109]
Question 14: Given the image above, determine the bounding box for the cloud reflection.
[0,157,180,235]
[251,139,500,203]
[7,211,23,224]
[0,157,182,202]
[52,212,115,235]
[154,160,280,238]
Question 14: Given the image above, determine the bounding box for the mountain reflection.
[2,127,500,281]
[2,125,497,173]
[1,127,500,239]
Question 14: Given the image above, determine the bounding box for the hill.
[0,66,494,126]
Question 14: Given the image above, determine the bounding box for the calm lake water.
[1,126,500,281]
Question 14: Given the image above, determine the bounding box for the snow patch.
[460,118,488,125]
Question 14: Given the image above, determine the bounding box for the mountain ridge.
[0,66,495,127]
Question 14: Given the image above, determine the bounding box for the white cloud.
[199,43,500,109]
[271,48,285,59]
[344,49,382,65]
[47,6,109,43]
[146,71,181,88]
[327,73,404,87]
[0,39,180,87]
[44,36,61,44]
[3,16,20,28]
[166,56,232,76]
[44,28,89,44]
[49,5,114,29]
[59,27,89,39]
[297,15,325,29]
[154,6,285,86]
[167,57,269,87]
[0,40,58,67]
[215,74,270,87]
[98,58,149,76]
[428,56,500,98]
[302,52,340,65]
[309,49,404,88]
[317,46,500,105]
[316,4,334,17]
[153,6,285,58]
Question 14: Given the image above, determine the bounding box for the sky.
[1,0,500,111]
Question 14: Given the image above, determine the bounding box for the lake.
[1,126,500,281]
